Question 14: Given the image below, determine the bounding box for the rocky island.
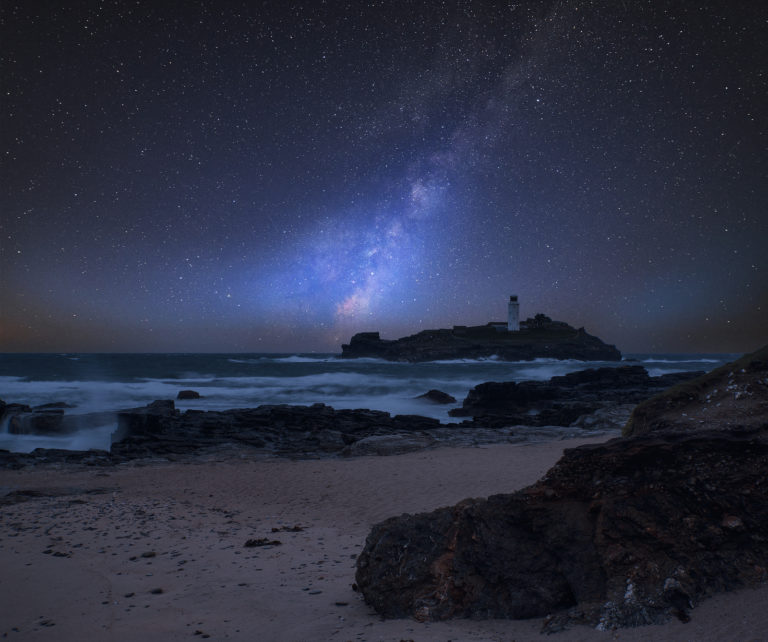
[341,313,621,362]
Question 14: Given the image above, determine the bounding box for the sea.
[0,352,737,454]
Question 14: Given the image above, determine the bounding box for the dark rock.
[177,390,201,400]
[416,390,457,404]
[8,409,66,435]
[625,344,768,436]
[0,398,116,437]
[33,402,75,410]
[112,399,179,442]
[570,404,637,431]
[60,411,118,432]
[4,406,117,437]
[452,380,560,416]
[392,414,441,430]
[1,401,32,415]
[356,350,768,629]
[271,525,304,532]
[341,316,621,362]
[549,364,651,388]
[355,425,768,628]
[0,448,117,469]
[449,366,704,428]
[109,401,442,460]
[342,433,436,457]
[0,486,115,506]
[0,402,31,431]
[244,538,282,547]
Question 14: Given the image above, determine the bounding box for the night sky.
[1,1,766,354]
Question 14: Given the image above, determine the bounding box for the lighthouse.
[507,295,520,332]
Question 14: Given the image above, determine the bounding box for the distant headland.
[341,296,621,362]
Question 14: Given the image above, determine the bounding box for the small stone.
[244,538,281,547]
[416,389,457,404]
[722,515,744,529]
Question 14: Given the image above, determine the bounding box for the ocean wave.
[270,355,339,363]
[514,360,606,381]
[228,355,339,364]
[0,422,114,453]
[640,358,722,364]
[0,375,25,384]
[428,356,503,364]
[138,373,217,383]
[358,356,594,365]
[324,357,392,364]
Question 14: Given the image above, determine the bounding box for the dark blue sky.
[1,1,766,353]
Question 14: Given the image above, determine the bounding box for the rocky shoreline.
[1,365,701,469]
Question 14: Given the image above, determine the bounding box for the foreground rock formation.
[341,315,621,362]
[355,347,768,630]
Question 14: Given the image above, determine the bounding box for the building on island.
[486,295,520,333]
[508,295,520,332]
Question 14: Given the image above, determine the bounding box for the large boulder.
[113,399,179,441]
[0,400,116,437]
[8,409,66,434]
[356,348,768,630]
[356,425,768,629]
[3,402,78,436]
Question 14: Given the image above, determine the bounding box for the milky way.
[1,2,766,352]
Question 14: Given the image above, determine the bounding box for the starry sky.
[1,1,766,354]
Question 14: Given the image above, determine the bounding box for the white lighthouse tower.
[507,295,520,332]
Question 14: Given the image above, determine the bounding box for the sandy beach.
[1,438,766,642]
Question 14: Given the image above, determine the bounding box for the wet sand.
[1,437,766,641]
